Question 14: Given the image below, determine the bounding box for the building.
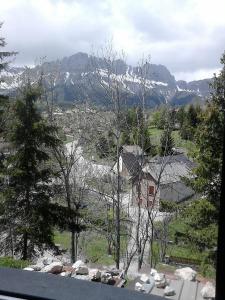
[131,154,196,209]
[112,145,145,179]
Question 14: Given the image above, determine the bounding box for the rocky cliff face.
[0,52,211,107]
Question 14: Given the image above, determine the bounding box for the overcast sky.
[1,0,225,81]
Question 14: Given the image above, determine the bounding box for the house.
[112,145,145,179]
[131,154,196,209]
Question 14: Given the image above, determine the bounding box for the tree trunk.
[75,232,78,262]
[115,137,121,269]
[9,226,14,258]
[22,232,28,260]
[71,229,75,263]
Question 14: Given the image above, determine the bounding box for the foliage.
[0,22,16,73]
[159,200,178,212]
[85,234,115,265]
[150,107,168,129]
[160,128,174,156]
[0,257,29,269]
[2,83,60,259]
[181,199,218,251]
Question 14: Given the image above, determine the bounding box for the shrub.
[0,257,30,269]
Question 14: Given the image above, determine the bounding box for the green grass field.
[54,230,115,266]
[148,126,196,155]
[54,230,71,249]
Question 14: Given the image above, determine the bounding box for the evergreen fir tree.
[160,128,174,156]
[4,83,59,259]
[0,22,16,134]
[193,52,225,209]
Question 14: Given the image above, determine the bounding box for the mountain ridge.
[0,52,212,107]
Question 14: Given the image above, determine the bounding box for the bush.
[0,257,30,269]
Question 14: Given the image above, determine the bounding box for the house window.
[148,185,155,195]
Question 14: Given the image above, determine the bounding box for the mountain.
[0,52,212,107]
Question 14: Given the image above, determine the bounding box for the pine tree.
[176,106,186,129]
[181,53,225,269]
[4,83,59,259]
[160,128,174,156]
[193,53,225,209]
[0,22,16,134]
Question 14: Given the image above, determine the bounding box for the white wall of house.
[113,156,125,174]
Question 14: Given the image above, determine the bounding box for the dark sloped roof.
[143,154,196,184]
[121,152,142,176]
[150,154,196,169]
[160,181,195,202]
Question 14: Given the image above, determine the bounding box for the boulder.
[142,282,155,294]
[154,273,165,281]
[174,267,197,281]
[140,274,150,283]
[29,264,44,271]
[101,272,115,285]
[154,273,168,288]
[135,282,143,291]
[201,282,215,299]
[62,266,74,273]
[89,269,101,281]
[106,268,120,276]
[75,266,89,275]
[156,278,168,288]
[60,271,72,277]
[164,286,176,296]
[72,274,91,281]
[150,268,158,277]
[61,256,71,265]
[23,267,34,271]
[41,262,63,274]
[42,257,54,266]
[72,260,84,269]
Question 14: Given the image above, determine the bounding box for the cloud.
[1,0,225,81]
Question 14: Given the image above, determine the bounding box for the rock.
[164,286,176,296]
[135,282,143,291]
[23,267,34,271]
[140,274,150,283]
[107,268,120,276]
[101,272,115,285]
[41,262,63,274]
[61,256,71,265]
[72,260,84,269]
[201,282,215,299]
[154,273,167,288]
[75,266,89,275]
[142,282,155,294]
[156,278,168,288]
[42,257,54,266]
[150,268,158,276]
[72,274,91,281]
[62,266,74,273]
[154,273,165,282]
[89,269,101,281]
[175,267,197,281]
[60,271,72,277]
[29,264,44,271]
